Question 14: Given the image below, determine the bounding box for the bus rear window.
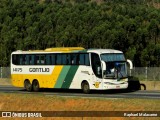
[12,54,20,65]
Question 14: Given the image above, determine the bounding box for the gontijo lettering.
[29,68,49,72]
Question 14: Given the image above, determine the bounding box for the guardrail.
[130,67,160,81]
[0,67,160,81]
[0,67,10,78]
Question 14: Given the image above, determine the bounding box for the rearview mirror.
[127,59,133,69]
[101,61,106,71]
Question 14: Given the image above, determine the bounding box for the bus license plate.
[116,86,120,88]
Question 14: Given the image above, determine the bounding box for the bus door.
[91,53,103,89]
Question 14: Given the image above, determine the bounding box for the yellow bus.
[11,47,133,93]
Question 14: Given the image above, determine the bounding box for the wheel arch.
[32,79,38,84]
[81,80,90,88]
[32,79,40,88]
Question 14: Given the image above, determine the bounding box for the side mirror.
[127,59,133,69]
[101,61,106,71]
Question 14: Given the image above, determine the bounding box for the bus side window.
[40,55,45,65]
[67,54,71,65]
[26,55,30,65]
[71,54,79,65]
[52,54,56,65]
[22,55,26,65]
[76,54,80,64]
[79,54,90,66]
[56,54,61,65]
[79,54,85,65]
[85,54,90,66]
[29,55,35,65]
[62,54,67,65]
[12,54,19,65]
[23,55,27,65]
[71,54,75,65]
[46,55,50,65]
[19,55,23,65]
[36,55,40,65]
[46,54,55,65]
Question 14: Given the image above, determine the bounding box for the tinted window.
[79,54,85,65]
[91,53,102,78]
[56,54,62,64]
[29,55,35,65]
[12,53,90,66]
[12,54,20,65]
[46,54,56,65]
[36,55,45,65]
[101,53,125,62]
[85,54,90,66]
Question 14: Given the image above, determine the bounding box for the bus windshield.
[101,53,127,79]
[103,62,127,79]
[101,53,125,62]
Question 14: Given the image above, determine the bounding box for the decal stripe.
[53,49,87,88]
[51,65,63,87]
[61,65,79,88]
[54,66,71,88]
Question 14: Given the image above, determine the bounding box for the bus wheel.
[24,80,32,92]
[32,80,39,92]
[82,82,90,94]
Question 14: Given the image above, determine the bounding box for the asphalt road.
[0,85,160,99]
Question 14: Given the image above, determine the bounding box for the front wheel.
[82,82,90,94]
[32,80,40,92]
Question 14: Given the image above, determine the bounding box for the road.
[0,85,160,99]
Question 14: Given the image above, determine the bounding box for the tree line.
[0,0,160,67]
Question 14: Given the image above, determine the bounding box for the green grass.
[0,93,159,120]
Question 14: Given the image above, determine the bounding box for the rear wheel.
[32,80,40,92]
[24,80,32,92]
[140,84,146,90]
[82,82,90,94]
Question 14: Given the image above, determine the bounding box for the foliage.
[0,0,160,66]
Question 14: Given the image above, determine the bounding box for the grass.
[0,78,159,119]
[0,78,11,85]
[0,93,159,120]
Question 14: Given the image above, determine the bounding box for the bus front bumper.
[103,82,128,90]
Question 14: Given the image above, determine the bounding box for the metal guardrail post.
[1,67,2,78]
[130,69,131,76]
[145,67,147,81]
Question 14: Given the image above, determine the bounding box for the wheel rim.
[25,81,31,91]
[33,81,39,91]
[26,83,30,89]
[34,81,39,88]
[84,83,89,91]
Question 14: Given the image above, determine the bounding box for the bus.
[11,47,133,93]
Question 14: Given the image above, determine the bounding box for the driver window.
[91,53,102,78]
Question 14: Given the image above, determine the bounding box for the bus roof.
[11,48,123,54]
[45,47,85,51]
[87,49,123,54]
[12,47,85,54]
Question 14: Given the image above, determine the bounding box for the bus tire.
[82,81,90,94]
[32,80,40,92]
[140,84,146,90]
[24,80,32,92]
